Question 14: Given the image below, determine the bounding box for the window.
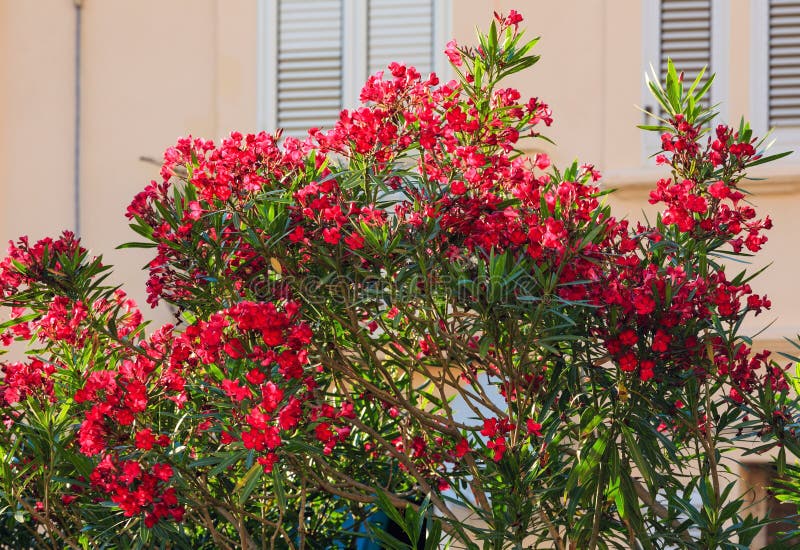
[752,0,800,152]
[641,0,729,157]
[257,0,451,138]
[658,0,712,106]
[274,1,344,137]
[367,1,439,77]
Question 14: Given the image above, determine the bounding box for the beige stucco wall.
[0,0,258,321]
[1,0,76,242]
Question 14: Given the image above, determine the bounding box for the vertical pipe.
[74,0,83,237]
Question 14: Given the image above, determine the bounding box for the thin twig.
[539,507,565,550]
[632,478,693,543]
[15,495,82,550]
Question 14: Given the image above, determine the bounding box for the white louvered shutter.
[367,0,435,77]
[769,0,800,127]
[277,0,343,137]
[660,0,713,108]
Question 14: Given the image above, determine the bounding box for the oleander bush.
[0,10,798,549]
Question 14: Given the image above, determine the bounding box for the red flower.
[526,420,543,437]
[257,453,279,473]
[221,379,251,402]
[633,291,656,315]
[651,330,671,353]
[124,381,148,413]
[120,461,142,485]
[315,422,334,442]
[152,463,173,482]
[322,227,341,245]
[454,438,470,458]
[618,352,637,373]
[708,181,729,199]
[640,360,656,382]
[445,39,462,66]
[487,436,506,461]
[278,398,302,430]
[344,232,365,250]
[481,418,499,438]
[135,428,157,451]
[618,329,638,346]
[261,381,285,413]
[288,226,306,243]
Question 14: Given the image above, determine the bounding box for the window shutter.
[367,0,434,77]
[277,0,343,137]
[660,0,712,106]
[769,0,800,127]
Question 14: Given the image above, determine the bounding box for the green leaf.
[744,150,792,168]
[272,468,287,511]
[116,242,157,249]
[364,526,410,550]
[621,425,657,487]
[235,463,262,504]
[374,490,406,529]
[208,450,247,476]
[488,20,498,56]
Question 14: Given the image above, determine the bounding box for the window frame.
[641,0,729,161]
[751,0,800,156]
[256,0,451,133]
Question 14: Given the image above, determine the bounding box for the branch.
[15,496,82,550]
[632,478,692,543]
[214,506,259,550]
[346,415,461,526]
[195,506,236,550]
[539,508,566,550]
[319,349,472,435]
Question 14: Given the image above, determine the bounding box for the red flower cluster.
[126,132,313,308]
[0,358,56,406]
[588,114,783,395]
[0,226,340,527]
[481,417,516,461]
[163,300,360,473]
[126,22,558,315]
[90,454,184,526]
[651,122,771,253]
